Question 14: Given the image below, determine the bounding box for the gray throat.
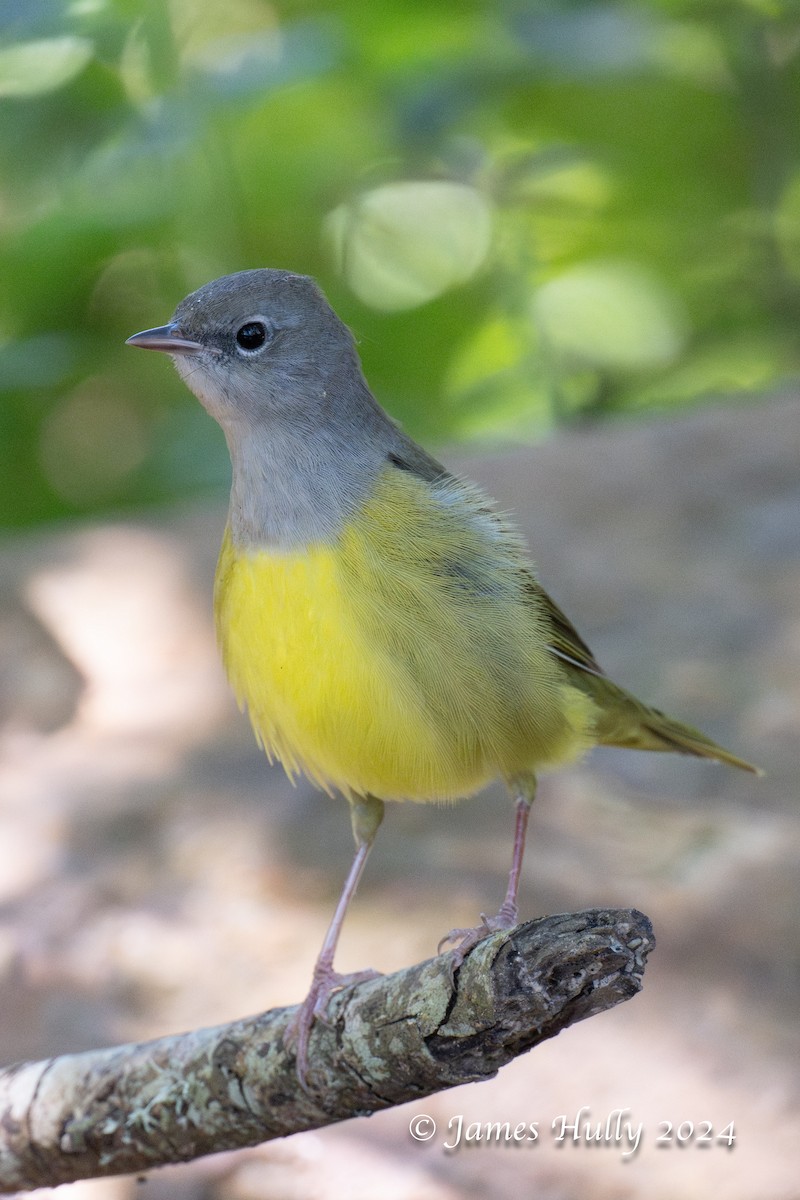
[224,418,390,550]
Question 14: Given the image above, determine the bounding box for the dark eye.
[236,321,268,352]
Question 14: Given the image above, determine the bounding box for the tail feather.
[584,677,762,775]
[635,708,761,775]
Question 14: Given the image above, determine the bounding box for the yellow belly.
[213,471,595,801]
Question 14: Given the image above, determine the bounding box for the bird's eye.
[235,320,269,353]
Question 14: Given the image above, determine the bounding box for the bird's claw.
[284,963,382,1090]
[437,903,520,967]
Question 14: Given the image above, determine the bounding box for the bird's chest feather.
[214,524,480,799]
[213,471,592,800]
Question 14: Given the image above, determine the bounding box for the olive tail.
[586,678,762,775]
[633,708,761,774]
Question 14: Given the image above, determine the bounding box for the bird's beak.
[126,323,204,355]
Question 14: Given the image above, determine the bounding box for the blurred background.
[4,0,800,525]
[1,1,799,1198]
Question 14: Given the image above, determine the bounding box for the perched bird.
[127,269,757,1083]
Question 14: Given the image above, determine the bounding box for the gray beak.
[126,323,204,355]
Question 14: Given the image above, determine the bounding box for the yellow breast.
[213,469,594,801]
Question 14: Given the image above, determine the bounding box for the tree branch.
[0,907,654,1192]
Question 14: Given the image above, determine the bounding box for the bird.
[127,267,758,1085]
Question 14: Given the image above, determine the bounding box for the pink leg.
[285,793,384,1088]
[439,774,537,964]
[494,787,533,924]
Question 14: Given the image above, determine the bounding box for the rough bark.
[0,907,654,1192]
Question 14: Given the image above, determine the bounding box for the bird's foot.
[284,961,382,1090]
[438,900,520,969]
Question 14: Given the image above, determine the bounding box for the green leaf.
[324,181,493,311]
[533,261,687,371]
[0,37,94,99]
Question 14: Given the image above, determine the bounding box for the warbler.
[127,268,757,1083]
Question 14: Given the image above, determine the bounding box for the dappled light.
[324,181,493,311]
[2,1,800,520]
[24,525,227,737]
[533,260,687,370]
[0,36,93,99]
[39,379,150,505]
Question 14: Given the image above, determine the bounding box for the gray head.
[127,268,372,433]
[127,268,413,547]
